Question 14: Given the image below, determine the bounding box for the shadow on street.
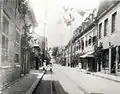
[33,69,69,94]
[33,80,69,94]
[45,69,54,75]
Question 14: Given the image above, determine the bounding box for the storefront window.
[14,54,19,63]
[1,15,9,63]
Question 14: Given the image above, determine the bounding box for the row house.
[72,9,98,71]
[64,41,71,66]
[65,0,120,75]
[97,1,120,75]
[0,0,36,87]
[64,46,69,66]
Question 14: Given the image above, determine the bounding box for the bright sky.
[29,0,99,47]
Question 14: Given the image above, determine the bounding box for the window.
[99,23,102,39]
[16,30,20,43]
[111,12,117,33]
[14,54,19,63]
[79,44,81,50]
[85,40,88,47]
[1,15,9,63]
[3,16,9,35]
[93,36,97,45]
[104,18,108,36]
[88,36,92,45]
[77,46,79,51]
[78,40,81,50]
[81,39,84,50]
[2,35,8,49]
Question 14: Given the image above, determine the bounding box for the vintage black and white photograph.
[0,0,120,94]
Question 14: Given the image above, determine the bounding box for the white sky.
[29,0,99,47]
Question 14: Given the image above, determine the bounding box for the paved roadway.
[33,65,84,94]
[33,64,120,94]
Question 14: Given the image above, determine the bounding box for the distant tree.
[52,47,59,57]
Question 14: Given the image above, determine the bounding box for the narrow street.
[1,1,120,94]
[33,64,120,94]
[33,65,84,94]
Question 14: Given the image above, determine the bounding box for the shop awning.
[80,51,94,58]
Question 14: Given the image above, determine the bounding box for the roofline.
[97,1,120,20]
[72,20,97,43]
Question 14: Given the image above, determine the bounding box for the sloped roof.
[97,0,119,18]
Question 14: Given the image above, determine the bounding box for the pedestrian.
[50,62,52,72]
[79,63,82,71]
[43,60,46,70]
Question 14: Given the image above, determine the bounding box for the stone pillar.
[116,46,119,74]
[109,47,112,73]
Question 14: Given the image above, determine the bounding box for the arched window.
[81,39,84,50]
[93,36,97,45]
[85,40,88,47]
[88,36,92,45]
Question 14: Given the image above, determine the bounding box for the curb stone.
[26,68,47,94]
[93,73,120,83]
[77,68,120,83]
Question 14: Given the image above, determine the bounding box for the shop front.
[80,51,97,72]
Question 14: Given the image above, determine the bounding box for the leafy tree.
[94,42,105,64]
[18,0,34,73]
[18,0,29,21]
[21,24,33,73]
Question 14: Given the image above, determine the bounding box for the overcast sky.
[29,0,99,47]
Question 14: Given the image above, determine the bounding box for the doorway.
[111,47,116,73]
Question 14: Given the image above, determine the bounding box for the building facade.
[64,1,120,75]
[72,9,98,71]
[0,0,36,87]
[97,1,120,74]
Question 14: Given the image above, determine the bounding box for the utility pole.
[43,9,47,65]
[44,22,46,63]
[69,9,74,67]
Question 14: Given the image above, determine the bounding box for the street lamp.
[43,9,48,65]
[69,13,74,67]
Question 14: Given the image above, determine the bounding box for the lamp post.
[68,9,74,67]
[43,22,46,62]
[69,13,72,67]
[43,9,48,65]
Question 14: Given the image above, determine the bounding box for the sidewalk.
[1,67,46,94]
[78,68,120,83]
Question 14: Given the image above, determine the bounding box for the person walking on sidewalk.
[43,60,47,70]
[79,62,82,71]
